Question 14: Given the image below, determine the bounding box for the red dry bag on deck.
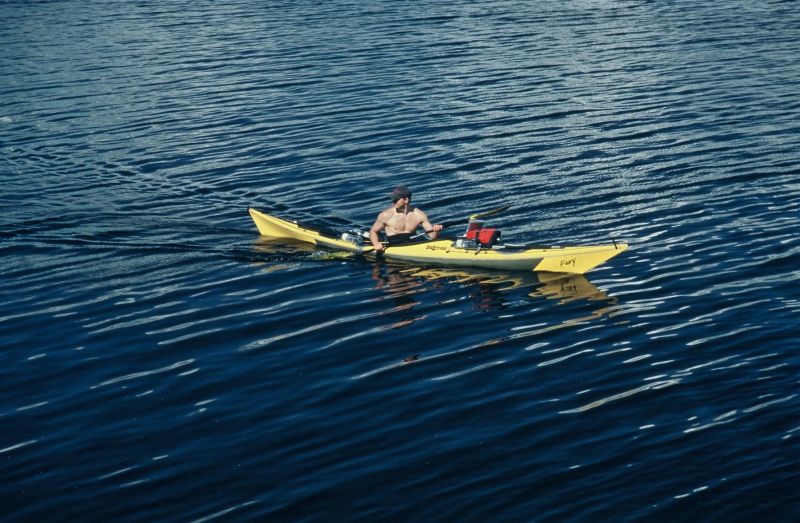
[465,221,501,247]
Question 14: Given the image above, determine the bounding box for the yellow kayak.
[248,208,627,274]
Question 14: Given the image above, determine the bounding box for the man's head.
[390,185,412,203]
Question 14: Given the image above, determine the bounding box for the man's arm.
[369,213,387,250]
[417,209,443,240]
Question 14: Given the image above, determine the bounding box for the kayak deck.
[248,208,627,274]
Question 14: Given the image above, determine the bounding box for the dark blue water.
[2,1,799,521]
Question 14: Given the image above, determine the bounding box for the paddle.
[359,204,512,251]
[440,204,512,229]
[406,203,512,241]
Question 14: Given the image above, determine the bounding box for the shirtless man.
[369,185,443,252]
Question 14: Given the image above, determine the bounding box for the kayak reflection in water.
[369,185,443,252]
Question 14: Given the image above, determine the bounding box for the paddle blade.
[439,204,512,229]
[468,204,512,221]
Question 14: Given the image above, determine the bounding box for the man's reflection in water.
[371,262,425,328]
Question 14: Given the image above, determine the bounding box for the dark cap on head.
[390,185,412,201]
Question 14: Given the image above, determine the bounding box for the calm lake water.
[2,1,799,521]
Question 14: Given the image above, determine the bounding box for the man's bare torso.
[380,206,425,236]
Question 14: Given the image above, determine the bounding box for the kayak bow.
[248,208,627,274]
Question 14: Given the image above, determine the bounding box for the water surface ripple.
[2,1,799,521]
